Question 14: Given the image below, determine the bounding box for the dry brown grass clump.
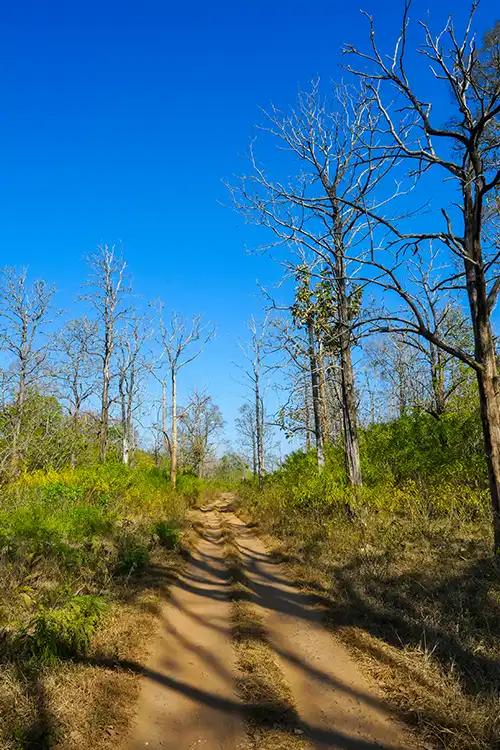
[0,548,179,750]
[245,500,500,750]
[224,527,310,750]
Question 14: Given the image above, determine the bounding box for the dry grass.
[243,502,500,750]
[0,547,180,750]
[223,528,310,750]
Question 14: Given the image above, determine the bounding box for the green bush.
[176,473,202,503]
[21,595,107,664]
[154,520,180,550]
[116,536,150,574]
[0,462,188,663]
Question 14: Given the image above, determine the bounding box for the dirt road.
[124,497,415,750]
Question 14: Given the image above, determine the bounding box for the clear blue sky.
[0,0,496,450]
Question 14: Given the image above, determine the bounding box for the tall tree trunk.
[307,319,325,469]
[255,369,265,486]
[464,191,500,553]
[318,339,330,445]
[70,406,80,469]
[303,371,312,451]
[334,236,362,486]
[122,431,130,465]
[170,368,178,487]
[119,374,129,465]
[476,359,500,554]
[430,343,446,417]
[100,350,110,462]
[161,380,170,463]
[339,335,362,486]
[252,428,257,477]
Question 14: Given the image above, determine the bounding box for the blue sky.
[0,0,496,451]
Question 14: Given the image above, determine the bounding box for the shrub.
[20,595,107,664]
[154,520,180,550]
[176,473,202,503]
[116,536,150,574]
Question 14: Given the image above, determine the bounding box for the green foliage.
[153,520,181,550]
[239,407,489,533]
[360,409,485,489]
[0,462,188,665]
[116,537,150,574]
[176,472,202,503]
[237,406,497,750]
[20,595,107,664]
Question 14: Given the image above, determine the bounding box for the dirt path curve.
[124,496,415,750]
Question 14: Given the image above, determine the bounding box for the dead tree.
[231,82,386,485]
[118,317,148,465]
[156,307,214,486]
[53,317,98,466]
[239,317,267,485]
[84,245,128,463]
[179,389,223,478]
[236,402,258,475]
[0,268,54,473]
[345,7,500,551]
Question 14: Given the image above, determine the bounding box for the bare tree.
[367,335,425,418]
[345,7,500,550]
[179,389,223,478]
[239,317,268,485]
[156,306,214,486]
[236,402,258,476]
[53,317,98,466]
[84,245,128,462]
[231,82,386,485]
[0,268,54,473]
[118,317,149,465]
[274,362,315,451]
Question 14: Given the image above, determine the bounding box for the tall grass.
[0,463,190,664]
[0,460,198,749]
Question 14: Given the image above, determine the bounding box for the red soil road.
[124,497,415,750]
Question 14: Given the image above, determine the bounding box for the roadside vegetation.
[0,249,225,748]
[0,460,200,750]
[236,404,500,750]
[229,9,500,749]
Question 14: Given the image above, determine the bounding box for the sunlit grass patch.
[0,462,189,749]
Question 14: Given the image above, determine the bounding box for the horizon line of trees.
[0,248,225,481]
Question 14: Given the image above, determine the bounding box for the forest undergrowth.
[236,411,500,750]
[0,461,207,750]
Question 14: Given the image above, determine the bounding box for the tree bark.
[477,362,500,553]
[430,343,446,417]
[252,429,257,477]
[318,339,330,445]
[462,183,500,554]
[337,262,362,486]
[100,338,111,462]
[170,369,178,487]
[303,370,312,451]
[340,341,362,485]
[307,319,325,469]
[255,367,265,486]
